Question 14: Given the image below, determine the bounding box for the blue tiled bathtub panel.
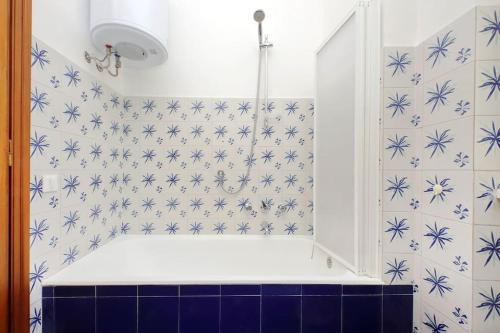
[42,284,413,333]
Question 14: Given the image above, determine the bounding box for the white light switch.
[42,174,59,193]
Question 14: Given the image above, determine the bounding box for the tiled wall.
[29,37,125,331]
[41,284,413,333]
[382,5,500,333]
[29,37,314,331]
[117,96,314,236]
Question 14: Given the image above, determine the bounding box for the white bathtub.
[44,235,381,286]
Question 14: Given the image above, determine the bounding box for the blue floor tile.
[54,297,95,333]
[220,296,260,333]
[42,297,55,333]
[302,296,341,333]
[180,297,220,333]
[383,294,413,333]
[262,296,300,333]
[96,297,137,333]
[139,297,178,333]
[342,296,382,333]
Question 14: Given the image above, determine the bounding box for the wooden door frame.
[0,0,32,332]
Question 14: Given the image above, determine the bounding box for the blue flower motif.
[191,125,204,138]
[385,175,410,200]
[191,100,204,113]
[89,144,102,161]
[426,80,455,113]
[284,198,297,211]
[214,197,227,211]
[90,82,103,99]
[214,125,227,139]
[167,124,181,138]
[166,198,180,211]
[384,258,409,283]
[453,256,468,273]
[62,210,79,234]
[411,73,422,85]
[30,132,49,158]
[385,217,409,242]
[237,222,250,234]
[285,101,299,115]
[260,222,274,235]
[238,101,251,115]
[386,93,410,118]
[166,149,180,163]
[479,10,500,46]
[423,313,448,333]
[89,235,102,250]
[64,65,81,87]
[453,204,469,220]
[261,125,274,139]
[141,173,156,188]
[214,149,227,163]
[29,307,42,332]
[478,121,500,156]
[424,268,452,296]
[62,175,80,197]
[454,100,470,116]
[89,174,102,192]
[424,176,454,203]
[190,173,203,187]
[142,99,156,113]
[425,129,454,158]
[284,222,298,234]
[262,101,275,113]
[477,232,500,267]
[456,48,471,64]
[479,66,500,101]
[30,218,49,247]
[386,134,410,159]
[261,174,275,187]
[167,100,180,113]
[110,95,120,108]
[244,153,256,167]
[426,30,456,67]
[63,102,81,123]
[190,222,203,235]
[123,99,132,112]
[142,124,156,138]
[89,205,102,221]
[386,51,411,76]
[63,246,79,265]
[90,113,103,130]
[284,174,298,188]
[63,139,80,160]
[410,114,421,127]
[453,152,470,168]
[29,260,48,292]
[213,222,226,234]
[190,198,203,211]
[165,222,179,234]
[214,101,228,114]
[284,150,298,163]
[477,177,500,212]
[30,176,43,202]
[141,223,155,235]
[424,222,452,249]
[31,43,50,69]
[261,149,274,163]
[238,125,251,139]
[31,88,49,112]
[142,149,156,163]
[477,286,500,321]
[285,126,298,139]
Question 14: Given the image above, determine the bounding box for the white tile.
[475,116,500,170]
[383,128,418,170]
[383,171,416,212]
[476,60,500,115]
[421,170,474,223]
[383,87,418,129]
[422,9,476,82]
[473,280,500,333]
[421,214,473,278]
[476,6,500,61]
[421,117,474,170]
[383,47,416,88]
[422,62,475,126]
[474,171,500,226]
[474,225,500,280]
[383,253,414,285]
[382,212,416,253]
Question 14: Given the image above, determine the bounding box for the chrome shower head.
[254,9,265,22]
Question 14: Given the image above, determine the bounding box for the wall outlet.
[42,174,59,193]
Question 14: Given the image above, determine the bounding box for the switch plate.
[42,174,59,193]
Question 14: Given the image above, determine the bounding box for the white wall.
[416,0,500,42]
[32,0,125,91]
[382,0,418,46]
[122,0,324,98]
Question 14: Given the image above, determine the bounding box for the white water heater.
[90,0,168,68]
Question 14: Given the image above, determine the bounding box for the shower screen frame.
[314,0,381,279]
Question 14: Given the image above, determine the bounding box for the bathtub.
[44,235,380,285]
[42,236,413,333]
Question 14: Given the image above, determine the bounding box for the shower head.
[254,9,265,22]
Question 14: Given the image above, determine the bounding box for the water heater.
[90,0,168,68]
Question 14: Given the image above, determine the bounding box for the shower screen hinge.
[358,1,370,8]
[8,139,13,167]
